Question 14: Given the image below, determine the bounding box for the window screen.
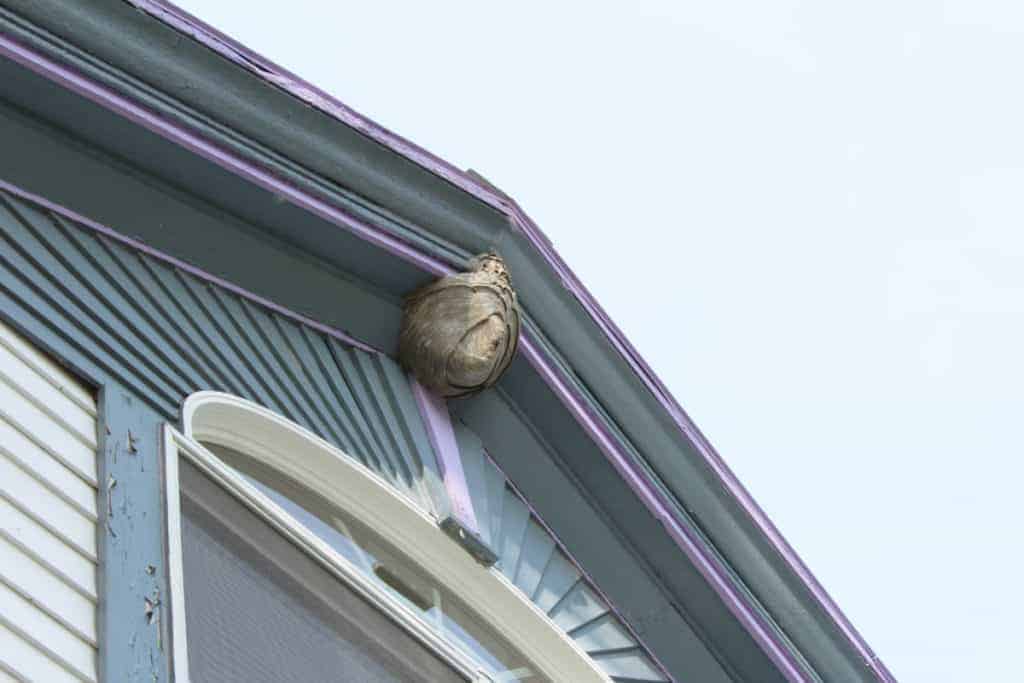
[201,444,539,681]
[179,459,468,683]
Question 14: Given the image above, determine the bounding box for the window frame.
[163,391,610,683]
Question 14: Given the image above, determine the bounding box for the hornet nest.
[398,252,520,397]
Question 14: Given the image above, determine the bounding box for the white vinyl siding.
[0,319,98,682]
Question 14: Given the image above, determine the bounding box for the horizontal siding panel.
[0,379,96,485]
[0,535,96,644]
[0,319,99,683]
[0,343,96,448]
[0,583,96,682]
[0,498,96,601]
[0,455,96,562]
[0,621,80,683]
[0,323,95,416]
[0,418,97,518]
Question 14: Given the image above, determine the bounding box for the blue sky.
[175,2,1024,679]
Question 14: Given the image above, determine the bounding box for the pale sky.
[174,2,1024,679]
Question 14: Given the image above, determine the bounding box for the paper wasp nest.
[399,253,520,398]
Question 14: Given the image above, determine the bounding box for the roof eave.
[0,1,893,680]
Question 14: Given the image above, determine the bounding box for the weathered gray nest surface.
[398,254,520,398]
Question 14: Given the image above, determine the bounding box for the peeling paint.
[97,389,173,681]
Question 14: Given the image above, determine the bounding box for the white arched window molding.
[163,391,609,683]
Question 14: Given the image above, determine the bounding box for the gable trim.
[0,6,893,678]
[112,8,894,679]
[0,27,813,680]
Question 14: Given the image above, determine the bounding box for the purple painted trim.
[0,33,451,282]
[0,176,377,354]
[500,116,896,683]
[512,205,897,679]
[1,11,894,680]
[410,377,479,532]
[124,0,505,212]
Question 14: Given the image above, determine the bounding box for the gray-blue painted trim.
[96,383,173,683]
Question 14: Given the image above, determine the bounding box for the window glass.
[179,458,469,683]
[203,443,542,682]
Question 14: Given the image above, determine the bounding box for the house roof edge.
[0,2,894,679]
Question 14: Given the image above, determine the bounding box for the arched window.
[163,391,609,682]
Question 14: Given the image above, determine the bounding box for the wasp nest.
[399,253,520,398]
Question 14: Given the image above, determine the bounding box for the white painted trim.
[174,391,610,683]
[162,426,190,683]
[163,426,484,682]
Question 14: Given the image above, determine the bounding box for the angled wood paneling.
[0,187,442,516]
[454,421,669,682]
